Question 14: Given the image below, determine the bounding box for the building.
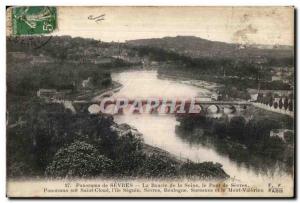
[270,129,293,142]
[37,89,72,100]
[246,89,259,101]
[37,89,57,99]
[8,52,28,59]
[271,75,281,81]
[247,88,292,98]
[30,54,54,64]
[82,77,92,89]
[92,57,112,64]
[270,66,293,83]
[55,90,72,100]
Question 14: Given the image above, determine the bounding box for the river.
[109,70,292,187]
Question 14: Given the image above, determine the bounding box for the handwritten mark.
[88,14,105,23]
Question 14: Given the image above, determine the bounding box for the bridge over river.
[67,99,252,115]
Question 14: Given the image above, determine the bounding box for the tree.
[227,116,246,141]
[263,136,285,159]
[46,141,113,178]
[269,96,274,107]
[262,96,268,105]
[257,93,263,102]
[284,131,294,144]
[284,97,289,110]
[212,120,227,139]
[288,101,293,112]
[244,118,280,149]
[113,131,145,175]
[279,98,283,109]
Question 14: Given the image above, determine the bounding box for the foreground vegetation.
[7,101,228,179]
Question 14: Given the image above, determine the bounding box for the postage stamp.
[12,6,56,36]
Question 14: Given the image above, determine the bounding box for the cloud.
[233,24,258,44]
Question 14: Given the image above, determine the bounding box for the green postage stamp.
[12,6,56,35]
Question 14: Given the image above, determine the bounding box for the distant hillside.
[126,36,293,60]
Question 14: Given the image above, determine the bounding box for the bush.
[113,131,145,175]
[211,120,227,139]
[180,161,229,179]
[227,116,246,141]
[284,131,294,144]
[46,141,113,178]
[137,154,178,178]
[261,136,285,159]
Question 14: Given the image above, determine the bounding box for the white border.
[0,0,298,202]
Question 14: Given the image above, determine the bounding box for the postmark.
[12,6,56,36]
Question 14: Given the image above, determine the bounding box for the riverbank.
[157,69,253,101]
[175,105,294,176]
[75,81,123,101]
[143,142,229,180]
[157,73,222,92]
[111,122,229,180]
[142,144,229,180]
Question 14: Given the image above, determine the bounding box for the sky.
[54,6,294,45]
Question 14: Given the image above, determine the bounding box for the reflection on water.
[175,126,293,177]
[111,70,293,185]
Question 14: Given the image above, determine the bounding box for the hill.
[126,36,293,60]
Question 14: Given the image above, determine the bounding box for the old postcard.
[6,6,295,198]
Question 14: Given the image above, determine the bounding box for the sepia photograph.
[5,6,295,198]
